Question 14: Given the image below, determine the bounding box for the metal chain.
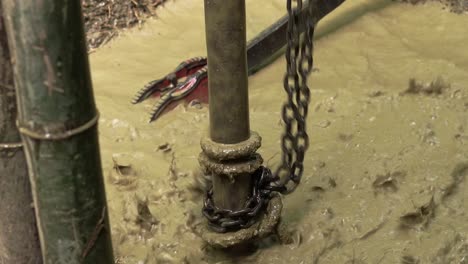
[203,0,316,233]
[202,167,278,233]
[273,0,317,194]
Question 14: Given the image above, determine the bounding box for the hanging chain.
[202,0,317,233]
[273,0,316,194]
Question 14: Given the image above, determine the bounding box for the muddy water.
[89,0,468,263]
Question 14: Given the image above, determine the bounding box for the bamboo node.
[0,82,14,90]
[0,142,23,149]
[17,112,100,141]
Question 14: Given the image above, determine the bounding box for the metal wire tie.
[17,112,100,141]
[0,142,23,149]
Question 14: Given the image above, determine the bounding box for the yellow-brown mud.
[89,0,468,263]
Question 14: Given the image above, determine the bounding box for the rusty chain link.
[202,167,281,233]
[273,0,315,194]
[203,0,317,233]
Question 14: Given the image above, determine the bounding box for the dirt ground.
[82,0,167,51]
[86,0,467,263]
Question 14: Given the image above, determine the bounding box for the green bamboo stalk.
[0,2,42,263]
[1,1,114,263]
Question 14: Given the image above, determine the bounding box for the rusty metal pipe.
[204,0,250,144]
[199,1,283,240]
[201,0,254,216]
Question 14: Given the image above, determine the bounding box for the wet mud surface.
[395,0,468,13]
[88,0,468,263]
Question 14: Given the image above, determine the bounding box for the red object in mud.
[132,0,347,123]
[131,57,208,122]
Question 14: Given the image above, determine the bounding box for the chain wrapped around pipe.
[202,0,317,233]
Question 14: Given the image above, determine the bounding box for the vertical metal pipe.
[202,0,253,213]
[204,0,250,144]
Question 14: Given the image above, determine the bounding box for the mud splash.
[89,0,468,263]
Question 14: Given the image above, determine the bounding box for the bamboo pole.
[0,2,42,263]
[1,1,114,263]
